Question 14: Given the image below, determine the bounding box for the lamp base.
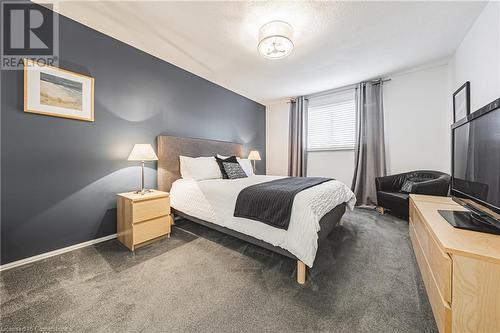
[134,188,154,195]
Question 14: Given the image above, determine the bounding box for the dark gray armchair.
[375,170,450,219]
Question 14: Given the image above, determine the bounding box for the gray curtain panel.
[351,81,387,206]
[289,97,308,177]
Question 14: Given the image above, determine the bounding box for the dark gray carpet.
[0,209,437,333]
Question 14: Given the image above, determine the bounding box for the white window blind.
[307,89,356,151]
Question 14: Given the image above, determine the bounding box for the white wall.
[384,65,450,174]
[306,64,450,182]
[266,100,289,176]
[307,150,354,186]
[265,100,355,185]
[449,1,500,112]
[266,65,450,182]
[266,3,499,181]
[266,97,355,184]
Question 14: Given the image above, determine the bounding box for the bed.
[157,135,356,284]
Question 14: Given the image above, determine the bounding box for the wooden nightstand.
[116,190,172,251]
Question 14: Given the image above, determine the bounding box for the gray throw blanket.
[233,177,332,230]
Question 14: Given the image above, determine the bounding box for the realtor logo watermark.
[1,1,58,70]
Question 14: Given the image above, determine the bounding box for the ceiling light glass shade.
[258,21,294,59]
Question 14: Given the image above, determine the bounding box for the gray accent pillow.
[401,177,428,193]
[222,161,248,179]
[400,180,415,193]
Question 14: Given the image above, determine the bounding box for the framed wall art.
[24,59,94,122]
[453,81,470,123]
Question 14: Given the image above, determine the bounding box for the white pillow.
[179,156,222,180]
[238,159,254,176]
[217,155,254,176]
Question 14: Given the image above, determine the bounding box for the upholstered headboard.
[157,135,243,191]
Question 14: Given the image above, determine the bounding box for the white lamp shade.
[258,21,294,59]
[128,144,158,161]
[248,150,261,161]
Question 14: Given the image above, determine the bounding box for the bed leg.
[297,260,306,285]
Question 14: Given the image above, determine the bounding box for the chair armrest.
[411,176,450,196]
[376,173,408,192]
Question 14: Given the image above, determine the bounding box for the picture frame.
[24,59,94,122]
[453,81,470,123]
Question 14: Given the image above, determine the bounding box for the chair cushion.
[378,191,410,206]
[377,191,410,218]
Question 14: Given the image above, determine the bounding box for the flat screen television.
[440,97,500,235]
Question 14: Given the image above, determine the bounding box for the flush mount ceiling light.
[258,21,294,59]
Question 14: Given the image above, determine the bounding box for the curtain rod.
[371,78,391,85]
[306,83,358,99]
[288,78,391,102]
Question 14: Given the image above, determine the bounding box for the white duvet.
[170,175,356,267]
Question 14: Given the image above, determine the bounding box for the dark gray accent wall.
[0,7,265,264]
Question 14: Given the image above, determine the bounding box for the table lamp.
[128,144,158,194]
[248,150,261,173]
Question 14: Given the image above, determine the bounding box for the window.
[307,89,356,151]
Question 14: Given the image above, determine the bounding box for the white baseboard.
[0,233,117,272]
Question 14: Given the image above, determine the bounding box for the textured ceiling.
[40,1,486,104]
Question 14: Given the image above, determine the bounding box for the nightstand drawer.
[132,197,170,223]
[133,216,170,244]
[117,190,171,251]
